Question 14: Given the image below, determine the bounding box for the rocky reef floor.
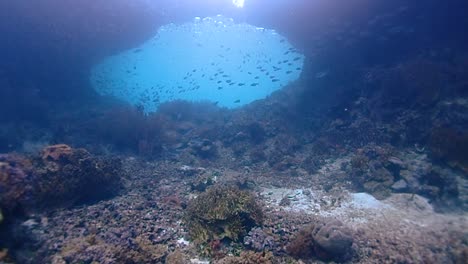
[7,154,466,264]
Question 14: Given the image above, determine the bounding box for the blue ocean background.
[0,1,467,263]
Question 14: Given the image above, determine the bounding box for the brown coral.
[287,218,354,262]
[185,185,263,255]
[34,145,122,208]
[41,144,73,161]
[0,154,34,212]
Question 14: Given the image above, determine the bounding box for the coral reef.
[287,218,354,262]
[348,145,396,199]
[189,138,218,159]
[217,251,274,264]
[0,154,34,213]
[243,227,277,252]
[33,144,122,208]
[430,126,468,173]
[185,185,263,255]
[89,105,164,156]
[53,234,168,264]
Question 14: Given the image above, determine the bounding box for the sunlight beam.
[232,0,245,8]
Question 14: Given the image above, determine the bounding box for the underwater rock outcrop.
[185,185,263,255]
[287,218,354,262]
[0,154,34,213]
[33,144,122,208]
[1,145,122,214]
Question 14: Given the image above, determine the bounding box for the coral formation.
[94,106,164,156]
[54,234,168,264]
[349,145,396,199]
[0,154,34,213]
[287,218,354,262]
[243,227,277,252]
[217,251,274,264]
[185,185,263,254]
[430,126,468,173]
[41,144,73,161]
[34,144,122,207]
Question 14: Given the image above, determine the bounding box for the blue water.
[91,15,304,112]
[0,1,467,263]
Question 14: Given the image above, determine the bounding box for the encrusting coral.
[0,154,34,213]
[33,144,122,208]
[1,144,123,214]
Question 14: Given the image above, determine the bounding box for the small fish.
[238,83,245,86]
[192,69,197,72]
[218,87,223,90]
[286,71,292,74]
[222,75,229,77]
[234,99,241,103]
[272,79,280,82]
[217,81,222,84]
[133,48,143,53]
[226,80,232,83]
[293,57,301,61]
[254,76,260,79]
[251,83,259,86]
[315,71,329,78]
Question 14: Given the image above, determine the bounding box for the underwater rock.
[430,126,468,174]
[185,185,263,254]
[216,251,274,264]
[287,218,354,262]
[0,154,34,213]
[34,145,122,208]
[165,249,189,264]
[312,220,354,259]
[391,179,408,191]
[349,145,397,199]
[189,139,218,159]
[243,227,277,252]
[41,144,73,161]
